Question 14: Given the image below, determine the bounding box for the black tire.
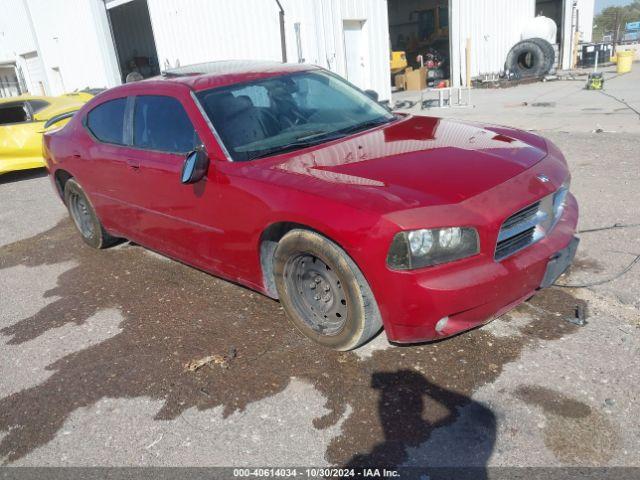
[505,40,547,78]
[64,178,119,249]
[273,229,382,350]
[528,37,556,73]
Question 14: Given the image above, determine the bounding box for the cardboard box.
[394,73,406,90]
[405,67,427,91]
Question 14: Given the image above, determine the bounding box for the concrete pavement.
[394,66,640,134]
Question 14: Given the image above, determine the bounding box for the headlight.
[387,227,480,270]
[552,179,570,219]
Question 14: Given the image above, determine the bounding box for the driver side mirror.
[364,89,392,112]
[364,89,379,102]
[181,148,209,184]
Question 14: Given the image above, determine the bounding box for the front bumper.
[381,194,579,343]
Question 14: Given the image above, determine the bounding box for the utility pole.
[613,9,620,53]
[275,0,287,63]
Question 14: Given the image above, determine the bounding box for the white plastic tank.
[521,15,557,44]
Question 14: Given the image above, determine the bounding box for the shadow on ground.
[346,370,496,472]
[0,168,48,185]
[0,220,584,466]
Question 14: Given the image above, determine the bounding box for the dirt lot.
[1,69,639,470]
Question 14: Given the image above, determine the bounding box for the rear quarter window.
[86,98,127,145]
[0,104,29,125]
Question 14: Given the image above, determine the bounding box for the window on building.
[133,95,199,153]
[86,98,127,145]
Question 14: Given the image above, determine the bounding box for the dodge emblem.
[537,174,550,183]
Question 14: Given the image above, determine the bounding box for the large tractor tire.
[505,40,551,78]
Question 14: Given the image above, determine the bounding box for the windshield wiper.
[336,116,394,136]
[247,138,329,160]
[294,130,331,141]
[245,118,394,160]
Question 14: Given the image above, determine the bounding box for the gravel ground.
[0,73,639,470]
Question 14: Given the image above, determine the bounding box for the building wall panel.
[6,0,121,95]
[0,0,37,63]
[450,0,535,86]
[147,0,284,70]
[147,0,391,100]
[577,0,594,43]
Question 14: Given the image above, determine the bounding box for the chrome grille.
[496,227,536,260]
[501,202,540,230]
[495,186,568,261]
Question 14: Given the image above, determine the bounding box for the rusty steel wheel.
[64,178,119,249]
[273,229,382,350]
[284,253,348,336]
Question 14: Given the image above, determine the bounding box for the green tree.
[593,1,640,41]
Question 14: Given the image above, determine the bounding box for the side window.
[86,98,127,145]
[133,95,199,153]
[0,103,29,125]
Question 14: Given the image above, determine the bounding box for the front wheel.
[273,229,382,350]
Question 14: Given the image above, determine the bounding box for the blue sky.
[595,0,634,14]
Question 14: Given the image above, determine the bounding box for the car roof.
[153,60,319,92]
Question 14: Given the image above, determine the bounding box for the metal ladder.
[420,87,472,109]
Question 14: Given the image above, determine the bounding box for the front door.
[122,93,222,267]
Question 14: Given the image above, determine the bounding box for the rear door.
[124,93,221,265]
[81,96,140,235]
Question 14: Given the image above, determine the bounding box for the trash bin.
[580,43,613,67]
[616,50,634,74]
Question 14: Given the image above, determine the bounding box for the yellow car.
[0,92,95,174]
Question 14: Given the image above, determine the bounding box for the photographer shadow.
[347,369,496,478]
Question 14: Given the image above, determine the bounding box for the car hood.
[268,115,549,211]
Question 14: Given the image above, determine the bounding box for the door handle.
[72,152,81,158]
[127,159,140,170]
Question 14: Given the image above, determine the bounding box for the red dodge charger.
[44,61,579,350]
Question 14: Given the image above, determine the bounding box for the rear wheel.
[64,178,118,249]
[274,229,382,350]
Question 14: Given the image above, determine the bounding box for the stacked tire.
[505,38,555,78]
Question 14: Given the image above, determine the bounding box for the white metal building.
[0,0,594,100]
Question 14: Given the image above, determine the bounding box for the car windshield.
[196,70,395,161]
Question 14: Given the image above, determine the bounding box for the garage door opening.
[387,0,451,90]
[535,0,564,70]
[107,0,160,82]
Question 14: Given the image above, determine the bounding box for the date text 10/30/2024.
[233,468,400,478]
